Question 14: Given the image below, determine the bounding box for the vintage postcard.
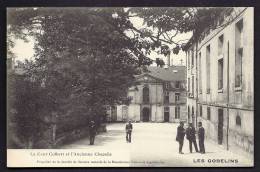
[6,7,254,167]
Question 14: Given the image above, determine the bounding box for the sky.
[10,9,192,66]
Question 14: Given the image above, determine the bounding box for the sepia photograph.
[6,7,254,167]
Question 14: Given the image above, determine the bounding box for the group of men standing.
[176,122,205,154]
[89,119,205,154]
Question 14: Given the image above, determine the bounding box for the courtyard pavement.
[60,123,253,167]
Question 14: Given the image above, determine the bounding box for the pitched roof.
[144,65,186,82]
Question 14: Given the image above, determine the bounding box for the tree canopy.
[7,7,229,148]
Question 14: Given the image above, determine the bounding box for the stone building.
[107,65,187,123]
[185,7,253,157]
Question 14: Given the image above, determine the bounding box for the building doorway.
[142,107,150,122]
[111,106,117,122]
[164,107,170,122]
[218,109,224,145]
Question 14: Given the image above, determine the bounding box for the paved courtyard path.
[60,123,253,167]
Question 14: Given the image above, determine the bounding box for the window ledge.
[235,86,242,92]
[218,88,223,93]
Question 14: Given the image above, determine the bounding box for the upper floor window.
[175,106,180,119]
[192,76,194,96]
[200,105,203,117]
[207,107,211,120]
[187,78,190,92]
[206,45,211,93]
[235,19,243,88]
[143,86,149,103]
[199,52,202,93]
[188,106,190,120]
[164,106,169,112]
[218,58,224,90]
[191,48,194,67]
[165,82,170,89]
[175,81,180,88]
[164,91,169,104]
[175,92,180,102]
[218,34,224,56]
[187,51,190,68]
[236,115,242,127]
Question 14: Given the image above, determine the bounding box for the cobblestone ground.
[61,123,253,167]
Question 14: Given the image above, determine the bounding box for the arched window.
[143,86,149,103]
[236,115,242,127]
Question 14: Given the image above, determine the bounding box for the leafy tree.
[7,7,229,147]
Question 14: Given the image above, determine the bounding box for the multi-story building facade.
[107,65,187,123]
[185,7,254,157]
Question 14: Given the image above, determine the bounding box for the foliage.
[7,70,54,148]
[7,7,229,147]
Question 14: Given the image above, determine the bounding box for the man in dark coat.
[125,120,133,143]
[186,123,199,153]
[198,122,205,153]
[176,121,185,154]
[89,120,96,145]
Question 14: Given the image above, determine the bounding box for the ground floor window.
[200,105,203,117]
[175,106,180,119]
[164,106,170,122]
[207,106,211,120]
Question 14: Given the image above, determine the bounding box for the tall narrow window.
[218,34,224,56]
[200,105,203,117]
[187,78,190,93]
[187,51,190,68]
[191,48,194,67]
[175,92,180,102]
[143,86,149,103]
[165,82,170,89]
[206,45,211,93]
[207,107,211,120]
[218,58,224,89]
[235,19,243,88]
[175,81,180,88]
[164,91,169,104]
[192,76,194,96]
[236,115,242,127]
[188,106,190,121]
[175,106,180,118]
[199,52,202,93]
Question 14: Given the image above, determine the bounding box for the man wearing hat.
[176,121,186,154]
[186,123,199,153]
[198,122,205,153]
[89,120,96,145]
[125,120,133,143]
